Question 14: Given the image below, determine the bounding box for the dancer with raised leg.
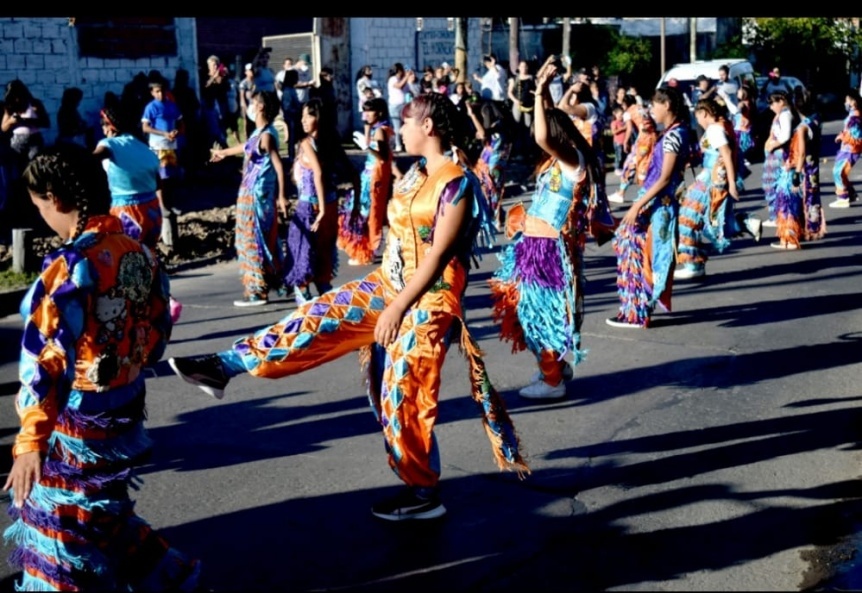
[169,93,529,521]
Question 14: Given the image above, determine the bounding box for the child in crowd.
[610,106,626,176]
[141,80,183,253]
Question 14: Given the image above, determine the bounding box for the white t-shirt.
[479,65,507,101]
[388,74,406,107]
[704,122,729,149]
[296,65,313,103]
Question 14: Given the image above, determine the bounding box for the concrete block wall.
[0,17,198,145]
[348,17,484,131]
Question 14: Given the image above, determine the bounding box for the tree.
[744,18,862,94]
[509,17,520,76]
[605,31,653,88]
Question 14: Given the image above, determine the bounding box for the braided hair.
[401,92,473,155]
[23,144,112,239]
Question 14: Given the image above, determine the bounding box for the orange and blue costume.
[4,215,199,591]
[216,158,528,488]
[337,120,393,264]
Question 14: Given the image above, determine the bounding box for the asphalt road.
[0,117,860,591]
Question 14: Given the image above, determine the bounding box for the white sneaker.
[606,316,643,329]
[347,258,364,266]
[673,266,705,280]
[529,364,574,384]
[614,169,623,177]
[744,217,762,242]
[608,190,625,204]
[829,198,851,209]
[518,379,566,400]
[761,219,777,228]
[233,295,268,307]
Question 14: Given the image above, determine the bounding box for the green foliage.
[709,33,749,60]
[0,269,37,291]
[744,18,862,91]
[606,32,652,76]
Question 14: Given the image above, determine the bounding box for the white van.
[656,58,756,94]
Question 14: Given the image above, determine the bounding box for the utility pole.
[562,17,571,60]
[509,17,520,75]
[455,17,468,83]
[690,17,697,62]
[660,17,666,75]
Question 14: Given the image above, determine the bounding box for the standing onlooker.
[829,89,862,209]
[713,64,739,111]
[610,105,627,176]
[355,64,382,114]
[279,68,301,163]
[473,53,508,102]
[211,90,288,307]
[2,80,48,165]
[239,63,256,141]
[507,59,536,159]
[167,92,528,520]
[4,144,199,591]
[141,80,183,253]
[56,87,91,148]
[606,87,693,329]
[171,68,201,173]
[763,66,792,97]
[1,80,50,230]
[387,62,409,152]
[251,47,276,93]
[224,65,242,146]
[201,55,229,150]
[275,56,294,102]
[294,53,315,107]
[761,90,796,226]
[311,66,338,128]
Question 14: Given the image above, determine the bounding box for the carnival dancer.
[675,98,752,279]
[732,85,756,176]
[465,97,512,230]
[606,86,693,329]
[93,106,184,323]
[338,97,393,265]
[794,88,826,242]
[829,89,862,209]
[211,90,288,307]
[284,98,358,305]
[761,90,795,227]
[608,93,658,204]
[489,56,615,400]
[3,145,199,591]
[168,92,528,521]
[771,91,826,249]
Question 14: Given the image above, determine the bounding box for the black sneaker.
[168,354,230,399]
[371,487,446,521]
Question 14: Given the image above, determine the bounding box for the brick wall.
[348,18,485,130]
[0,17,198,145]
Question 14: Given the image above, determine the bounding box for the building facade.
[0,17,198,145]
